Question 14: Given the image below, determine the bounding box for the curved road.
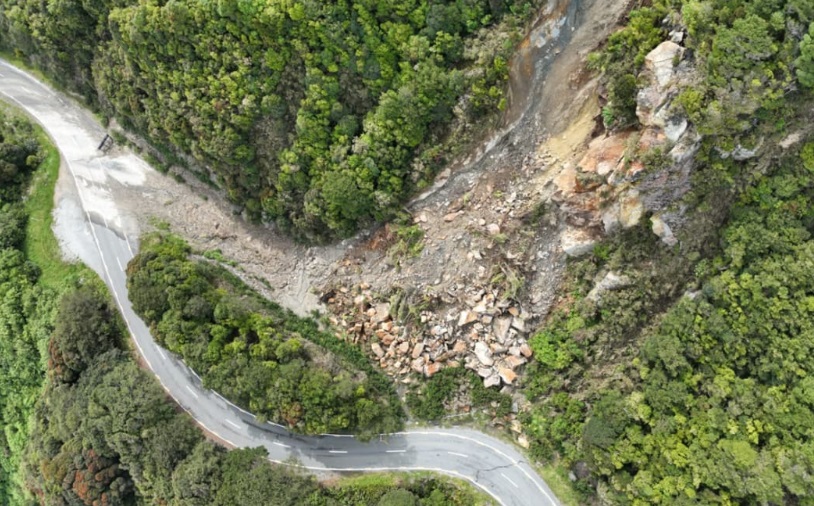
[0,61,559,505]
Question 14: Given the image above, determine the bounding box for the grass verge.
[19,110,90,289]
[536,463,585,506]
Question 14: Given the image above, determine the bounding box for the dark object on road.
[97,134,113,152]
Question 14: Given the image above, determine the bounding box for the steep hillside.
[0,0,541,241]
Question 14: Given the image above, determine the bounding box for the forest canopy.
[0,0,539,241]
[127,232,404,438]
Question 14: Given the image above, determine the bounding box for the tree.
[797,22,814,88]
[171,442,225,506]
[49,287,119,383]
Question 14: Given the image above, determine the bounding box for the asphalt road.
[0,59,560,506]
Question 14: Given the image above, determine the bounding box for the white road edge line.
[502,473,519,489]
[20,85,41,97]
[185,385,199,399]
[447,452,468,458]
[394,430,555,504]
[124,234,134,255]
[189,367,202,381]
[226,419,242,429]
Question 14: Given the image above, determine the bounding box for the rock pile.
[324,283,534,389]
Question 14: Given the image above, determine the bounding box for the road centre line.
[386,450,406,453]
[116,256,124,271]
[329,450,348,454]
[185,385,199,399]
[20,85,41,97]
[157,348,167,360]
[226,419,242,429]
[447,452,468,458]
[395,430,555,504]
[273,441,291,448]
[502,473,519,489]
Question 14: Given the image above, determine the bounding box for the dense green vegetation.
[0,0,539,241]
[127,232,403,438]
[0,105,76,504]
[584,150,814,503]
[523,0,814,503]
[406,367,512,421]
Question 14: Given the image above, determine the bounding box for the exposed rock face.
[552,38,700,252]
[619,193,644,229]
[561,227,598,257]
[664,117,688,143]
[636,41,685,129]
[577,134,628,177]
[717,141,762,161]
[651,214,678,246]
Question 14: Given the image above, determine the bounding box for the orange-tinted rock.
[577,133,629,177]
[499,367,518,384]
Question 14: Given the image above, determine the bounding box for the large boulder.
[636,41,686,130]
[561,227,599,257]
[587,271,633,303]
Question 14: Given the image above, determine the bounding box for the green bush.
[127,232,404,438]
[407,367,512,421]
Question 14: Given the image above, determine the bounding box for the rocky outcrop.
[553,38,701,255]
[717,140,762,161]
